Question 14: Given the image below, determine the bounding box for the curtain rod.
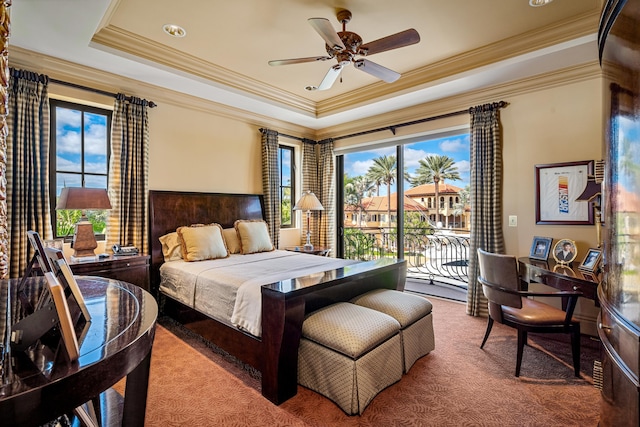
[318,101,507,144]
[49,78,157,108]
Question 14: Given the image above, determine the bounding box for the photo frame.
[578,248,602,272]
[535,160,595,225]
[45,247,91,322]
[552,238,578,264]
[529,236,553,260]
[44,271,80,360]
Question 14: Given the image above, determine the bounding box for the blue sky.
[55,106,108,195]
[344,133,471,193]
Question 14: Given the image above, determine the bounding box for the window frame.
[49,99,112,240]
[278,144,295,228]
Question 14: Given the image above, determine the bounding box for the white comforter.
[159,250,357,336]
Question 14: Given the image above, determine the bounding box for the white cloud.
[455,160,470,173]
[404,147,438,170]
[440,137,468,152]
[351,159,373,175]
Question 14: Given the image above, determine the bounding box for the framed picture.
[45,247,91,322]
[529,236,553,261]
[535,160,595,225]
[552,238,578,264]
[578,248,602,272]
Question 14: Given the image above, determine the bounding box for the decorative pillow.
[234,220,274,254]
[177,223,229,262]
[159,231,183,262]
[223,227,241,254]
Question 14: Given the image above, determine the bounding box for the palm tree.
[367,155,397,227]
[452,185,470,228]
[345,175,375,227]
[409,155,461,225]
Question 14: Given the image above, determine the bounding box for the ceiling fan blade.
[268,56,333,66]
[354,59,400,83]
[317,65,343,90]
[360,29,420,56]
[308,18,345,51]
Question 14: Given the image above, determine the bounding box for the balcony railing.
[343,227,470,285]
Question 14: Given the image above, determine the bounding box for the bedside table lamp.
[293,190,324,251]
[56,187,112,258]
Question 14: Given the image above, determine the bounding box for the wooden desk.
[0,276,157,427]
[518,257,599,301]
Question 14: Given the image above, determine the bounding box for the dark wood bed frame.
[148,190,406,404]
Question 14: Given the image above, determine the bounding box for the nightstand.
[284,246,331,256]
[69,253,150,291]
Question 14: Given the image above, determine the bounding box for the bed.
[149,190,406,404]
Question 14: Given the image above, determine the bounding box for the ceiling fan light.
[163,24,186,38]
[529,0,553,6]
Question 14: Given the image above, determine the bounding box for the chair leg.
[480,317,494,349]
[571,325,581,377]
[515,329,527,377]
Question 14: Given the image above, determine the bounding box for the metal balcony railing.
[343,227,470,285]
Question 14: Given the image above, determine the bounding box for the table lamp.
[293,190,324,251]
[56,187,112,258]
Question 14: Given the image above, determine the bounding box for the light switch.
[509,215,517,227]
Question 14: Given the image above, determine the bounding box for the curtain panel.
[301,141,321,248]
[106,94,150,254]
[261,128,280,248]
[6,68,52,278]
[318,140,335,250]
[467,102,506,317]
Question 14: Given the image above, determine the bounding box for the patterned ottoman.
[297,302,403,415]
[352,289,435,373]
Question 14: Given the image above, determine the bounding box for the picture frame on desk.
[578,248,602,272]
[552,238,578,264]
[43,271,80,361]
[45,247,92,322]
[529,236,553,261]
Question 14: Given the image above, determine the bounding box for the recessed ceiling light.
[529,0,553,6]
[163,24,186,38]
[305,86,318,91]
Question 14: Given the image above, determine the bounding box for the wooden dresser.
[598,2,640,425]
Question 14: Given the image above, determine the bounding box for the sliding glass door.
[337,132,471,286]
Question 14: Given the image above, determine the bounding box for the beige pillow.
[234,220,274,254]
[177,223,229,262]
[223,227,241,254]
[159,231,183,262]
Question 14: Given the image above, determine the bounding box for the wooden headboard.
[148,190,265,294]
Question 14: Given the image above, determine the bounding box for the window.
[279,145,294,227]
[50,99,112,239]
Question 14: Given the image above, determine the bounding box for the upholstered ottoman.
[352,289,435,373]
[298,302,403,415]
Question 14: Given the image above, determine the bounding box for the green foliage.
[57,209,108,237]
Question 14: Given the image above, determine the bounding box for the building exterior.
[405,183,470,230]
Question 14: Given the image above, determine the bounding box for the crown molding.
[90,9,599,119]
[316,10,601,117]
[91,25,317,116]
[316,60,602,141]
[8,46,317,140]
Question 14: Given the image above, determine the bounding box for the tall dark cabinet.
[598,1,640,425]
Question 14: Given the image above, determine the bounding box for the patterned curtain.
[106,94,150,254]
[301,141,320,248]
[467,102,506,316]
[318,140,335,250]
[260,128,280,248]
[6,68,52,278]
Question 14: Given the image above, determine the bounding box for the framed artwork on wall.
[535,160,595,225]
[529,236,553,261]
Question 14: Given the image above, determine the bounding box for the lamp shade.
[56,187,112,210]
[293,190,324,212]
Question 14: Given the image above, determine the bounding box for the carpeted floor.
[116,296,601,426]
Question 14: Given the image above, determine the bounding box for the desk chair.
[477,249,582,377]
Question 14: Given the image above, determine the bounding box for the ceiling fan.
[268,9,420,91]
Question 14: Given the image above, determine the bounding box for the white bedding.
[159,250,358,336]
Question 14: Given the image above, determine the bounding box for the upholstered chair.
[477,248,582,377]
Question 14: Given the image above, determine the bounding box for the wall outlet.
[509,215,517,227]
